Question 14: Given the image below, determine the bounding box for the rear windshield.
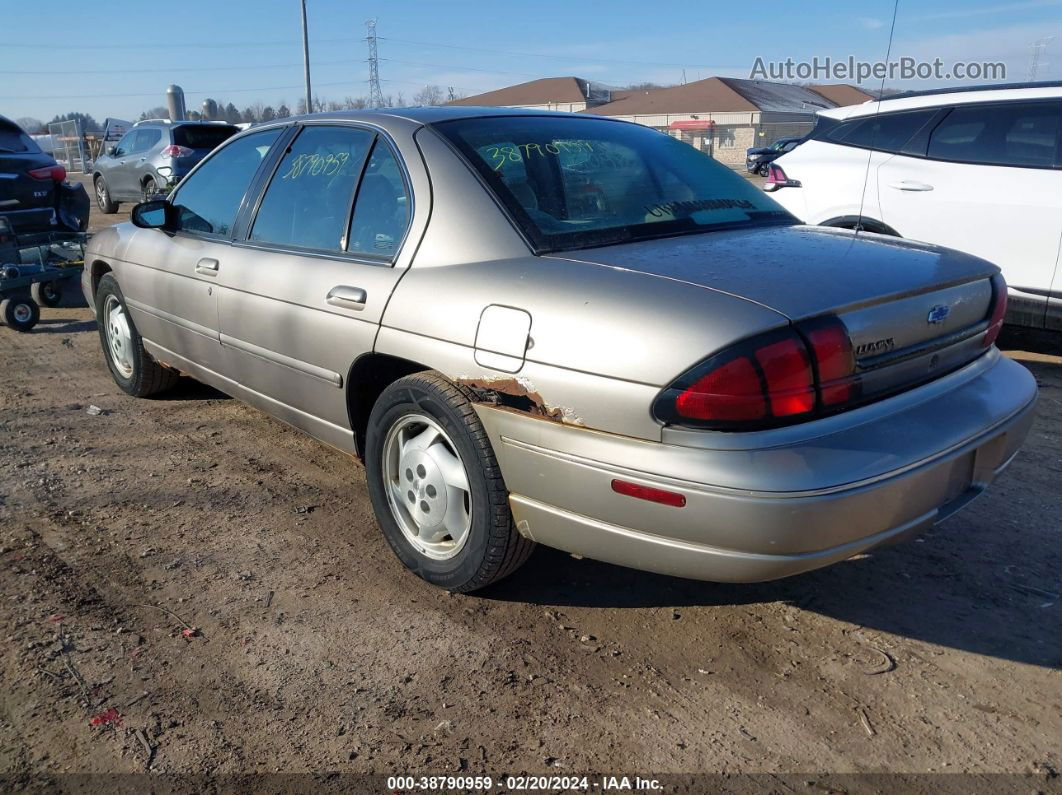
[0,123,40,153]
[433,116,793,253]
[172,124,239,150]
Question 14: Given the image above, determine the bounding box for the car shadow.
[159,378,231,402]
[33,319,97,334]
[485,532,1060,670]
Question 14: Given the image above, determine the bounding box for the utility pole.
[366,18,384,108]
[300,0,312,113]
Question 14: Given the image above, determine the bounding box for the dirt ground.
[0,186,1060,787]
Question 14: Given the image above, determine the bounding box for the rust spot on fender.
[456,376,583,425]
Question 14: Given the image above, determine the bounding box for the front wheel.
[94,176,118,214]
[365,372,534,592]
[1,297,40,332]
[95,273,179,397]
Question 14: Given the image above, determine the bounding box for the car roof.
[818,81,1062,121]
[243,105,629,136]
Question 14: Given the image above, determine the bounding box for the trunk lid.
[549,224,999,407]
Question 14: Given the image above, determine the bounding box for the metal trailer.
[0,227,88,332]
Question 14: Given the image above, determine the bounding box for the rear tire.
[1,297,40,332]
[31,280,63,308]
[94,176,118,214]
[365,371,534,592]
[95,273,178,397]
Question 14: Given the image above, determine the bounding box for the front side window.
[433,116,791,253]
[826,110,936,153]
[928,102,1062,167]
[250,125,375,252]
[112,131,136,157]
[170,128,282,237]
[347,140,411,258]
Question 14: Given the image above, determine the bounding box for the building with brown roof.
[583,77,868,166]
[447,76,612,113]
[450,75,872,167]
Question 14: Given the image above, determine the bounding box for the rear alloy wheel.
[31,280,63,308]
[142,177,159,202]
[365,372,534,592]
[1,297,40,332]
[94,177,118,214]
[95,273,179,397]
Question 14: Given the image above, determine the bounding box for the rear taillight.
[984,274,1007,348]
[654,316,861,430]
[160,144,194,159]
[763,164,799,191]
[27,165,66,181]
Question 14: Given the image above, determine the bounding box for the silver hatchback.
[83,108,1036,592]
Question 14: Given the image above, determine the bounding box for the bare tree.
[138,106,169,121]
[413,84,445,106]
[16,116,45,134]
[341,96,368,110]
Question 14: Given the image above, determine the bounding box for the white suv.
[766,82,1062,334]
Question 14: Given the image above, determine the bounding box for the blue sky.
[3,0,1061,123]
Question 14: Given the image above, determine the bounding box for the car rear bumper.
[475,350,1037,583]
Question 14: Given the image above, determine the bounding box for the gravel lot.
[0,183,1059,785]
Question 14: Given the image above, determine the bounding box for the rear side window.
[170,128,282,237]
[347,140,411,258]
[826,110,936,153]
[928,102,1062,167]
[0,123,39,153]
[250,126,375,252]
[133,128,162,153]
[172,124,239,150]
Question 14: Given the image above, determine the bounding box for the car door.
[117,127,284,374]
[215,124,415,447]
[98,130,138,198]
[130,128,162,195]
[878,100,1062,328]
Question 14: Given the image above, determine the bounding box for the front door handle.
[195,257,219,276]
[326,285,367,310]
[888,180,934,191]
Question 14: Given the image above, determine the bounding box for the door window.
[826,110,936,153]
[250,125,375,251]
[928,102,1062,167]
[346,140,411,259]
[169,128,282,237]
[111,131,136,157]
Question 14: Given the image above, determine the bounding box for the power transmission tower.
[1027,36,1054,81]
[366,19,384,108]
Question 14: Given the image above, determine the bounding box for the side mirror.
[107,146,117,156]
[131,199,173,230]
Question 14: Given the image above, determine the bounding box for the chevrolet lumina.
[82,108,1037,592]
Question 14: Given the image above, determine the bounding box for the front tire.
[94,176,118,214]
[95,273,178,397]
[1,297,40,332]
[365,372,534,592]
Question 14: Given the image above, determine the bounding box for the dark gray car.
[91,120,238,212]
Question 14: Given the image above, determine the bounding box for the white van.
[767,82,1062,334]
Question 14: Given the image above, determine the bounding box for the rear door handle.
[889,180,934,191]
[195,257,219,276]
[326,285,367,310]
